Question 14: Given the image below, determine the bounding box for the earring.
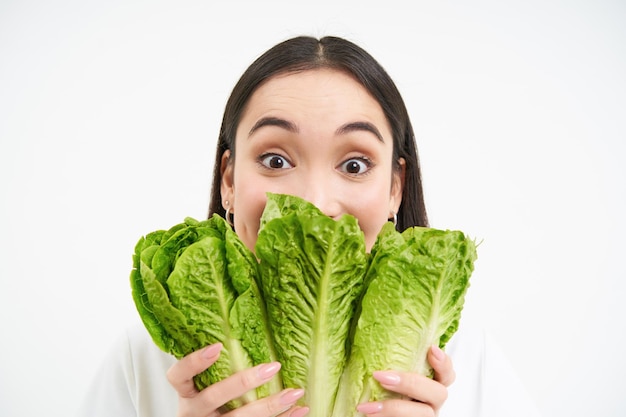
[225,208,234,227]
[389,211,398,228]
[224,200,234,227]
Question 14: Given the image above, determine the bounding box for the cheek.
[232,180,268,252]
[360,212,389,252]
[350,192,392,252]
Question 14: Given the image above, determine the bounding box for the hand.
[356,345,455,417]
[166,343,310,417]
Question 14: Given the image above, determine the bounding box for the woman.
[78,36,540,417]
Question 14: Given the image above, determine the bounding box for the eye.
[338,157,372,175]
[259,153,293,170]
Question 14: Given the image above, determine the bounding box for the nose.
[299,175,342,219]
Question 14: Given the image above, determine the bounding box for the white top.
[77,323,541,417]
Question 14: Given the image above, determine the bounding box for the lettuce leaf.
[256,194,368,417]
[333,222,477,416]
[130,215,279,408]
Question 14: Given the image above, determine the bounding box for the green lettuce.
[256,194,368,417]
[130,216,280,409]
[130,193,477,416]
[332,222,477,416]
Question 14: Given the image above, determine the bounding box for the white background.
[1,1,625,416]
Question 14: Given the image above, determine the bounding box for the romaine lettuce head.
[130,215,279,408]
[256,193,368,417]
[333,222,477,416]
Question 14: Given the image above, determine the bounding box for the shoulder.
[122,322,179,412]
[98,321,177,385]
[124,322,178,369]
[441,325,542,417]
[77,322,178,417]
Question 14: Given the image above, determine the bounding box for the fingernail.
[280,388,305,405]
[356,402,383,414]
[202,343,222,359]
[289,406,310,417]
[257,362,281,380]
[431,344,445,361]
[373,370,400,386]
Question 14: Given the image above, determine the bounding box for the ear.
[220,150,234,209]
[390,157,406,215]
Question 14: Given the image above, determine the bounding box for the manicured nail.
[356,402,383,414]
[289,406,310,417]
[202,343,222,359]
[373,370,400,386]
[257,362,281,380]
[280,388,305,405]
[431,344,445,361]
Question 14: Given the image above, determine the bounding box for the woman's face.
[221,68,404,252]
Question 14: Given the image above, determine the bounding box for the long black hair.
[207,36,428,230]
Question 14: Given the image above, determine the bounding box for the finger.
[357,398,434,417]
[428,345,456,387]
[284,406,310,417]
[166,343,223,398]
[372,370,447,409]
[224,388,309,417]
[194,362,282,411]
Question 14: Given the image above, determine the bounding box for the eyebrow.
[248,117,384,143]
[335,121,384,143]
[248,117,299,136]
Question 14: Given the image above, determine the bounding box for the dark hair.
[208,35,428,230]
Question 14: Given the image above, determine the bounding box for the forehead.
[239,68,390,133]
[252,68,371,98]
